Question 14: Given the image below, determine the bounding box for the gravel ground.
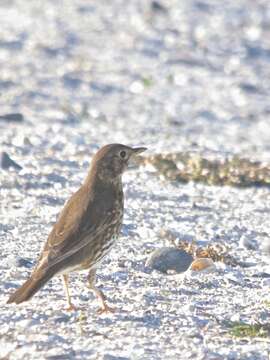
[1,0,270,359]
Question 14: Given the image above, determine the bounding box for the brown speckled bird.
[7,144,146,313]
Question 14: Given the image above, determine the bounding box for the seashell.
[190,258,215,272]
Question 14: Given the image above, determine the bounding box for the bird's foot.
[65,303,77,312]
[97,303,116,315]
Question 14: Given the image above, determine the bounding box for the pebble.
[146,247,193,274]
[0,152,22,170]
[189,258,216,272]
[103,355,129,360]
[0,113,24,123]
[12,257,33,269]
[252,272,270,278]
[239,234,258,251]
[151,0,167,13]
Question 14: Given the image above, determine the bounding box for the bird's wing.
[36,185,116,272]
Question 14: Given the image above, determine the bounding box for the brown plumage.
[7,144,146,312]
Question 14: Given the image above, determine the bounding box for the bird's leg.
[87,269,115,314]
[62,274,76,311]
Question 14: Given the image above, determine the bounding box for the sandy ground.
[1,0,270,359]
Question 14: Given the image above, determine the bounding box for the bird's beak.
[131,147,147,156]
[128,147,147,167]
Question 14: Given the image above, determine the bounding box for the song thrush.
[7,144,146,312]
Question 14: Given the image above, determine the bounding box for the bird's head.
[89,144,147,183]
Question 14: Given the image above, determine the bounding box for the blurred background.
[1,0,270,160]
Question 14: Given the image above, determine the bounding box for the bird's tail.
[7,271,54,304]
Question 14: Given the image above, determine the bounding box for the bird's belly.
[59,234,118,275]
[57,262,86,275]
[81,234,118,270]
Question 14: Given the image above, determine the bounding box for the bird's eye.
[119,150,127,159]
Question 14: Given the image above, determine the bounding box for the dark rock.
[54,315,72,324]
[197,110,217,121]
[194,1,211,12]
[46,173,67,184]
[0,39,23,51]
[0,152,22,170]
[246,45,270,59]
[13,257,33,268]
[0,113,24,122]
[239,82,260,94]
[3,281,19,289]
[46,354,76,360]
[0,80,15,89]
[62,74,82,89]
[252,272,270,279]
[90,81,124,95]
[239,234,258,250]
[146,247,193,274]
[0,223,14,233]
[103,355,129,360]
[151,1,167,13]
[77,5,95,14]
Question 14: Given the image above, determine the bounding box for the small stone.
[0,113,24,122]
[103,355,129,360]
[46,173,67,184]
[0,152,22,170]
[151,0,167,13]
[46,354,75,360]
[146,247,193,274]
[190,258,215,272]
[12,257,33,268]
[54,315,71,324]
[239,234,258,250]
[252,272,270,278]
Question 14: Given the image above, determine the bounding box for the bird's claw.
[97,304,116,315]
[65,303,77,312]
